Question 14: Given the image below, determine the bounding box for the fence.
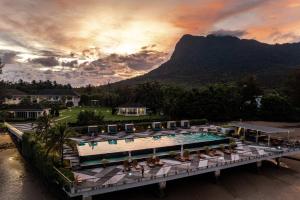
[66,145,300,196]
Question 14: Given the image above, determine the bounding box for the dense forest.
[78,71,300,122]
[1,70,300,122]
[0,79,71,94]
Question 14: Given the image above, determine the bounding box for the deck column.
[180,145,184,158]
[276,158,281,168]
[82,195,92,200]
[268,135,271,146]
[214,169,221,183]
[256,160,262,169]
[158,181,166,197]
[256,130,259,143]
[128,151,132,162]
[153,148,156,158]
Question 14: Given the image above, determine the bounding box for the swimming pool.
[77,133,229,162]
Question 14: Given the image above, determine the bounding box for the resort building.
[7,106,50,119]
[125,123,135,133]
[0,88,80,106]
[116,104,147,116]
[181,120,190,128]
[152,122,162,131]
[107,124,118,134]
[167,121,176,129]
[0,89,28,105]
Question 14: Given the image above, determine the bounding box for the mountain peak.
[116,35,300,87]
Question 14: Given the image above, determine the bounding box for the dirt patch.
[0,134,15,151]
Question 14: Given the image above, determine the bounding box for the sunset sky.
[1,0,300,86]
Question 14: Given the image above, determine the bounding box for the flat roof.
[229,122,290,134]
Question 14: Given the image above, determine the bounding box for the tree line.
[79,73,300,122]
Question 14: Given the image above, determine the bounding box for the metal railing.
[67,145,300,196]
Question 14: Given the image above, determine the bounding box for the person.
[141,165,144,177]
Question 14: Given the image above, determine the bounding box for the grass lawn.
[54,106,162,124]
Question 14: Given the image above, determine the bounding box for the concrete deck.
[67,143,300,198]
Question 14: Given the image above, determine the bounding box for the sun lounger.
[198,159,208,168]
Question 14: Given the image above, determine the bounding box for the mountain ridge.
[114,34,300,87]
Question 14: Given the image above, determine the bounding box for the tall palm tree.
[35,112,52,141]
[46,123,76,166]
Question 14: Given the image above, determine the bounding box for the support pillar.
[276,158,281,168]
[180,145,184,158]
[158,181,167,198]
[268,135,271,146]
[256,161,262,173]
[256,131,259,143]
[214,169,221,183]
[128,151,132,162]
[82,195,92,200]
[153,148,156,158]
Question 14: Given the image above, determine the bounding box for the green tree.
[46,123,76,165]
[284,70,300,108]
[79,94,90,106]
[35,112,52,141]
[0,110,11,122]
[260,92,293,121]
[134,82,164,114]
[19,96,32,106]
[76,110,104,125]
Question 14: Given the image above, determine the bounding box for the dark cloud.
[30,56,59,67]
[269,32,300,43]
[0,51,18,64]
[210,29,247,37]
[86,49,167,71]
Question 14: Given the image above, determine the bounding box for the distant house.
[0,89,28,105]
[32,89,80,106]
[116,104,147,116]
[0,89,80,107]
[7,105,50,119]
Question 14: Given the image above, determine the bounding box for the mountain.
[115,34,300,87]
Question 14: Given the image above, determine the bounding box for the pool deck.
[66,142,300,199]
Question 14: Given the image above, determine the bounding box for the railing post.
[214,169,221,183]
[158,181,167,198]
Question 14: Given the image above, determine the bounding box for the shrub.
[204,146,210,154]
[183,149,190,158]
[219,144,225,152]
[168,151,177,158]
[100,159,109,167]
[76,110,104,125]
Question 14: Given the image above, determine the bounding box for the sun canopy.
[229,122,290,134]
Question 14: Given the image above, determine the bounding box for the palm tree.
[46,123,76,166]
[35,112,52,141]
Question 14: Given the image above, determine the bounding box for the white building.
[116,104,147,116]
[8,107,50,119]
[0,89,80,107]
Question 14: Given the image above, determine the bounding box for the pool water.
[77,133,226,157]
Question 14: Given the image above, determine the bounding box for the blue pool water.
[77,133,226,157]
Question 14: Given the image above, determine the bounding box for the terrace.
[6,121,300,200]
[66,141,300,199]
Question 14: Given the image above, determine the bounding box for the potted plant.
[100,159,109,167]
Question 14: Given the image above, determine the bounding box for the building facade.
[116,105,147,116]
[0,89,80,106]
[8,108,50,119]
